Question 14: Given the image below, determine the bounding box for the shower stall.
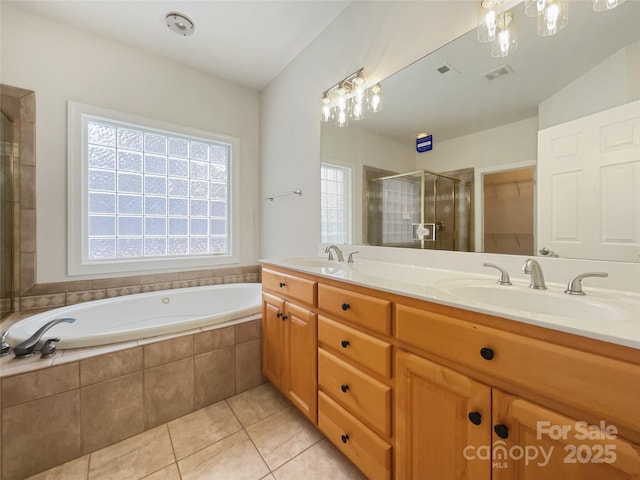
[367,169,472,251]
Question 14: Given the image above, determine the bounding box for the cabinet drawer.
[318,391,392,480]
[318,315,391,378]
[395,303,640,432]
[318,348,391,437]
[262,268,316,306]
[318,284,391,335]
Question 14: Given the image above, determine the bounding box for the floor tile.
[273,440,366,480]
[226,382,290,428]
[168,400,242,459]
[246,407,322,470]
[141,464,181,480]
[178,430,269,480]
[24,455,90,480]
[88,425,175,480]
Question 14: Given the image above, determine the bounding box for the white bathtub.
[7,283,262,349]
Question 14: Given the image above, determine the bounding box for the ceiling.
[4,0,351,90]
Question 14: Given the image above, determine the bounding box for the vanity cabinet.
[316,287,393,480]
[491,390,640,480]
[261,264,640,480]
[395,351,492,480]
[261,268,317,422]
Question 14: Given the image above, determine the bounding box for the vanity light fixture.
[320,69,383,127]
[165,12,195,36]
[478,0,573,58]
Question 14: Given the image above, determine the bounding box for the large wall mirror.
[321,1,639,263]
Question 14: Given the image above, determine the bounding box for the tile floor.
[24,382,366,480]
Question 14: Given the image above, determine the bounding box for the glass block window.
[320,163,352,244]
[85,119,230,260]
[381,177,420,245]
[68,101,239,275]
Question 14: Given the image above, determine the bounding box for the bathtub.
[6,283,262,349]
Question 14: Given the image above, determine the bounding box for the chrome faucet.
[1,331,10,357]
[565,272,608,295]
[13,318,75,358]
[324,245,345,262]
[347,251,359,264]
[522,259,546,290]
[483,263,512,285]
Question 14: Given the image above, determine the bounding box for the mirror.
[321,1,640,262]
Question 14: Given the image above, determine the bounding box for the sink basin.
[282,257,348,271]
[433,279,635,322]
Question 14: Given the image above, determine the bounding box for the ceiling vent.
[482,65,514,81]
[436,63,461,78]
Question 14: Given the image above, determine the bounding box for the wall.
[0,4,260,283]
[321,122,415,244]
[415,116,538,172]
[539,41,640,129]
[260,1,480,259]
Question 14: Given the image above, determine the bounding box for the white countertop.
[261,256,640,350]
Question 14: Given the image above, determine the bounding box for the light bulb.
[367,84,383,113]
[320,95,333,123]
[350,76,366,121]
[593,0,626,11]
[335,91,349,127]
[537,0,568,37]
[478,2,502,43]
[491,11,517,58]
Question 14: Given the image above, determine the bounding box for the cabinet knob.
[279,282,286,288]
[494,424,509,439]
[340,384,349,393]
[468,411,482,425]
[276,312,282,318]
[341,434,349,444]
[480,347,495,361]
[341,303,350,311]
[281,315,288,321]
[341,340,350,348]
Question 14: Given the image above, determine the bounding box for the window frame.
[320,161,353,244]
[67,101,240,276]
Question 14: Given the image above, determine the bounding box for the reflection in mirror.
[321,1,640,262]
[1,111,13,319]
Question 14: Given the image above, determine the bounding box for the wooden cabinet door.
[262,293,286,390]
[492,390,640,480]
[395,351,492,480]
[285,302,318,423]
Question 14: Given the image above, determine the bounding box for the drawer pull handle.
[468,412,482,425]
[480,347,495,361]
[341,434,349,444]
[341,340,350,348]
[279,282,286,288]
[340,384,349,393]
[494,424,509,439]
[341,303,350,311]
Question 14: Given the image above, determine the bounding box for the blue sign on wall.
[416,134,433,153]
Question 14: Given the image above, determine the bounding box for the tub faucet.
[522,259,546,290]
[13,318,75,358]
[324,245,345,262]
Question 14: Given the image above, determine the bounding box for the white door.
[537,100,640,262]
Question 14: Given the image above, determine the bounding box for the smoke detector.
[166,13,195,37]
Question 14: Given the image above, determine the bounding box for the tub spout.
[13,318,75,358]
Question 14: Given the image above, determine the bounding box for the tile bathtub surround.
[0,318,265,480]
[16,266,261,312]
[22,382,366,480]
